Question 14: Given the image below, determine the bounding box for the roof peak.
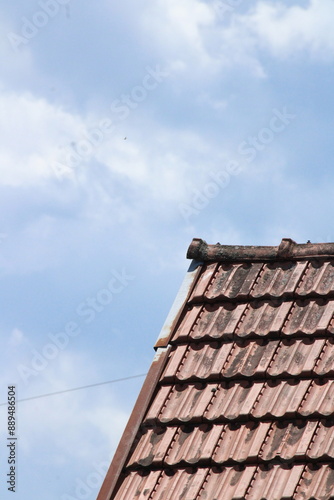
[187,238,334,262]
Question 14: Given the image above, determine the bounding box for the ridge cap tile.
[188,238,334,263]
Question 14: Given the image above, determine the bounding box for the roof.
[97,238,334,500]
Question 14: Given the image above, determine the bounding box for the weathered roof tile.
[307,421,334,460]
[112,470,161,500]
[250,261,308,299]
[267,338,326,377]
[205,381,264,421]
[213,421,270,464]
[127,427,177,467]
[299,379,334,417]
[247,464,305,500]
[260,420,318,461]
[294,464,334,500]
[198,466,256,499]
[223,339,278,378]
[152,468,207,500]
[165,423,223,466]
[252,379,311,418]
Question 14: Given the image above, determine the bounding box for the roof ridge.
[187,238,334,262]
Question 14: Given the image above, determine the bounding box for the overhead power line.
[0,373,147,406]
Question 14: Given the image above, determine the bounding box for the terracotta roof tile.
[204,262,263,301]
[299,379,334,417]
[163,337,331,385]
[267,338,326,377]
[146,383,212,425]
[127,418,334,470]
[205,381,264,421]
[223,339,279,378]
[246,464,304,500]
[127,426,177,467]
[259,420,318,461]
[172,302,247,342]
[162,341,233,382]
[165,423,223,466]
[294,464,334,500]
[282,298,334,335]
[189,263,219,302]
[98,239,334,500]
[314,338,334,376]
[250,261,308,299]
[252,379,311,418]
[173,298,334,342]
[307,421,334,459]
[112,470,161,500]
[235,300,293,337]
[212,421,270,464]
[295,261,334,296]
[198,466,256,499]
[150,468,208,500]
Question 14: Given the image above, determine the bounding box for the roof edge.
[154,259,203,349]
[187,238,334,262]
[96,346,171,500]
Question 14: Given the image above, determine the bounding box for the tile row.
[162,337,334,381]
[144,379,334,425]
[128,419,334,468]
[114,464,334,500]
[190,260,334,301]
[173,299,334,341]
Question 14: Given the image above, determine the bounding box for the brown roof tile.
[294,464,334,500]
[187,238,334,262]
[223,339,279,378]
[250,261,308,299]
[283,299,334,335]
[162,341,233,381]
[296,261,334,296]
[252,379,311,419]
[299,379,334,417]
[112,470,161,500]
[165,423,223,466]
[213,421,270,464]
[97,239,334,500]
[198,466,256,499]
[149,468,208,500]
[127,426,177,467]
[308,421,334,459]
[314,338,334,376]
[235,300,293,337]
[267,338,326,377]
[204,262,263,301]
[247,464,304,500]
[260,420,318,461]
[205,381,264,421]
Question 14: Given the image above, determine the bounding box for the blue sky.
[1,0,334,498]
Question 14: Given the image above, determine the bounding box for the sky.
[1,0,334,498]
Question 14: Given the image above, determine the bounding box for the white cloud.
[0,12,35,81]
[0,84,216,205]
[0,87,84,187]
[140,0,222,76]
[0,84,228,275]
[196,91,227,110]
[140,0,334,81]
[97,127,211,203]
[8,328,24,348]
[238,0,334,60]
